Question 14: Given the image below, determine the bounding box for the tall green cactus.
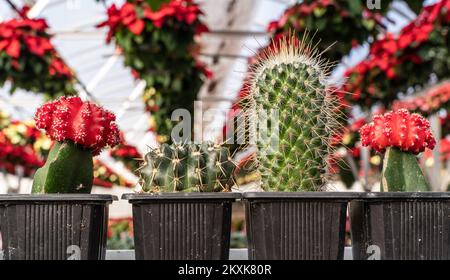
[32,142,94,194]
[243,36,340,192]
[138,142,236,193]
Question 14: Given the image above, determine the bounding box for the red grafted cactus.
[360,109,436,154]
[35,96,120,155]
[359,109,436,192]
[32,97,121,194]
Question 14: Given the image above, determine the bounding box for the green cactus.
[243,36,340,192]
[138,142,236,193]
[32,142,93,194]
[381,147,430,192]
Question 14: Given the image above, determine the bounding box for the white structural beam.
[116,80,147,120]
[27,0,50,18]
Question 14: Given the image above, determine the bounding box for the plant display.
[265,0,425,63]
[343,0,450,109]
[93,160,134,188]
[107,218,134,250]
[242,36,341,191]
[393,81,450,115]
[97,0,210,140]
[110,141,142,172]
[360,109,436,191]
[0,8,75,99]
[138,142,236,192]
[0,114,45,176]
[32,96,121,193]
[0,130,44,176]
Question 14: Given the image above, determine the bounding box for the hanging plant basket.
[0,194,116,260]
[0,12,76,99]
[97,0,211,138]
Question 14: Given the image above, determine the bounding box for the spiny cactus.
[32,96,121,194]
[241,35,341,191]
[360,109,436,191]
[138,142,236,193]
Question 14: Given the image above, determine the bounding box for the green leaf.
[407,1,423,15]
[313,7,327,18]
[347,0,363,16]
[146,0,170,11]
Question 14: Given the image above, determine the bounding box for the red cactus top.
[35,96,121,155]
[360,109,436,154]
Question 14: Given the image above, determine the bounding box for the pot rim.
[0,194,117,202]
[122,192,241,202]
[352,191,450,199]
[242,191,361,200]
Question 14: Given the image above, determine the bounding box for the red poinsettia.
[98,0,210,139]
[393,82,450,115]
[0,15,71,78]
[266,0,386,62]
[441,138,450,160]
[0,131,44,176]
[144,0,205,28]
[35,96,121,155]
[97,0,208,42]
[0,7,75,98]
[343,0,450,107]
[360,109,436,154]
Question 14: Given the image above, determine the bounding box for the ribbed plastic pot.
[0,194,116,260]
[350,192,450,260]
[243,192,356,260]
[123,193,241,260]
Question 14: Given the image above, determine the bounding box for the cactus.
[32,142,93,193]
[242,35,340,191]
[360,109,436,192]
[32,96,121,194]
[138,142,236,193]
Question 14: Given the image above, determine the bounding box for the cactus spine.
[138,142,236,193]
[243,35,340,191]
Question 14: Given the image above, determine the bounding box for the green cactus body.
[139,142,236,193]
[32,142,93,194]
[245,36,338,192]
[381,147,430,192]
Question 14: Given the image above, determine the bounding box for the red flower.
[195,23,209,35]
[97,3,144,42]
[120,3,145,35]
[360,109,436,154]
[267,21,279,32]
[0,17,53,59]
[35,97,121,156]
[144,0,202,28]
[49,56,72,78]
[196,60,213,79]
[441,138,450,160]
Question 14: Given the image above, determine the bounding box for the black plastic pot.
[0,194,116,260]
[350,192,450,260]
[123,192,240,260]
[243,192,356,260]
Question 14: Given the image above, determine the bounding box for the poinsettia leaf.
[407,1,423,15]
[146,0,170,11]
[347,0,363,17]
